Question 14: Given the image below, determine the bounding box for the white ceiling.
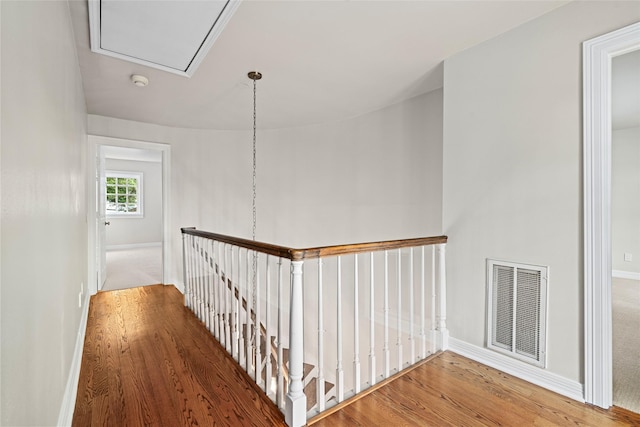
[612,49,640,130]
[69,0,571,131]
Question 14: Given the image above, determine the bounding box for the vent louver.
[487,260,548,367]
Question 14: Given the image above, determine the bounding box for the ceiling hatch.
[88,0,240,77]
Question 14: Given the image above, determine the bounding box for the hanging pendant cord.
[252,77,257,243]
[249,72,260,366]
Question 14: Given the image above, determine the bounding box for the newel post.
[181,230,190,309]
[286,260,306,427]
[436,243,449,350]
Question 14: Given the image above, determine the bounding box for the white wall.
[612,126,640,275]
[89,88,444,285]
[1,1,88,425]
[443,1,640,384]
[105,158,163,247]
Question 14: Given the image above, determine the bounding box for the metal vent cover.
[487,259,548,367]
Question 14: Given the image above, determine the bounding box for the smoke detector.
[130,74,149,87]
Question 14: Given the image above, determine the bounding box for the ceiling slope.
[69,0,571,130]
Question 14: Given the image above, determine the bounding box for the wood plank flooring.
[74,284,640,426]
[312,351,640,427]
[72,285,286,426]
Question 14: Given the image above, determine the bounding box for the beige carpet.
[103,245,163,291]
[612,277,640,413]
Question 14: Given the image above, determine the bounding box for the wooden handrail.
[181,227,448,261]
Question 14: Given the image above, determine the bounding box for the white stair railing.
[181,228,448,427]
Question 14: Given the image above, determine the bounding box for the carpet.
[103,245,163,292]
[612,277,640,413]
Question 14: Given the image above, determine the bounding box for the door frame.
[87,135,172,295]
[583,21,640,408]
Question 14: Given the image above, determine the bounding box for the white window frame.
[105,171,143,218]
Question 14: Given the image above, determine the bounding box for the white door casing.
[97,146,107,289]
[583,21,640,409]
[87,135,172,295]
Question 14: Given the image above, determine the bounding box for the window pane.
[106,172,142,216]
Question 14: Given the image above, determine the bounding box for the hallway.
[74,285,640,426]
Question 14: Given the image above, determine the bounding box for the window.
[106,171,143,217]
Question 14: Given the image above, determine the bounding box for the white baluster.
[246,249,252,374]
[420,246,426,359]
[216,242,222,347]
[265,255,272,394]
[196,238,203,320]
[201,239,206,322]
[383,250,389,378]
[409,247,415,364]
[277,258,284,409]
[223,243,229,351]
[255,253,261,386]
[239,248,246,367]
[212,240,217,336]
[336,256,344,402]
[181,233,189,308]
[431,245,436,354]
[354,253,361,393]
[213,241,219,336]
[211,241,218,340]
[437,244,449,350]
[397,248,402,372]
[369,252,376,386]
[202,240,208,329]
[216,241,223,342]
[232,246,239,360]
[191,236,197,311]
[285,260,306,427]
[208,240,214,333]
[190,237,196,314]
[189,236,196,313]
[317,258,325,411]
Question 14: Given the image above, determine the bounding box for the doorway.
[87,135,171,295]
[610,49,640,413]
[583,22,640,409]
[101,146,163,291]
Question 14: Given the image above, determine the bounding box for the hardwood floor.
[74,284,640,426]
[312,352,640,427]
[72,285,286,426]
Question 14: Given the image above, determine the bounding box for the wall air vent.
[487,259,548,367]
[87,0,241,77]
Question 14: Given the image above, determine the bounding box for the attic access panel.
[88,0,240,77]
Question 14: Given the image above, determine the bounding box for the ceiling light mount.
[247,71,262,81]
[130,74,149,87]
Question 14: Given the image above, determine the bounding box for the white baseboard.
[612,270,640,281]
[106,242,162,251]
[57,291,91,426]
[448,337,584,403]
[175,281,185,294]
